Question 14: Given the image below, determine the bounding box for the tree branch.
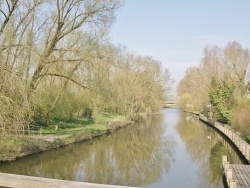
[0,0,18,35]
[40,73,88,89]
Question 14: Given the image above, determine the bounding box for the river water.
[0,109,242,187]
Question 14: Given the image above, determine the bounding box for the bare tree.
[178,41,250,112]
[0,0,123,133]
[28,0,122,93]
[223,41,250,94]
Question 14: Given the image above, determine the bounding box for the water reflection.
[0,109,243,187]
[176,112,242,188]
[0,113,175,187]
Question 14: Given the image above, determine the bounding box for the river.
[0,109,242,187]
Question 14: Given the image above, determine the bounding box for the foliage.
[209,78,235,123]
[40,113,124,135]
[178,42,249,111]
[0,72,31,135]
[0,0,173,135]
[231,100,250,136]
[33,85,87,125]
[82,108,93,119]
[178,41,250,130]
[246,135,250,144]
[177,92,194,111]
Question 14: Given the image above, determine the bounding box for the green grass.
[0,113,127,161]
[41,113,125,135]
[94,113,125,124]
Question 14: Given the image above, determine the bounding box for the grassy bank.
[0,113,132,162]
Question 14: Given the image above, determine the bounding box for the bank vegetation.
[0,1,173,138]
[177,41,250,140]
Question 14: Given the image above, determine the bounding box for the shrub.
[231,102,250,136]
[82,108,92,119]
[0,73,31,135]
[209,78,236,124]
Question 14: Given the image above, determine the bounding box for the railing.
[222,155,250,188]
[199,115,250,163]
[0,128,41,138]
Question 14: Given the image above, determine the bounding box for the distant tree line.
[0,0,173,135]
[178,41,250,135]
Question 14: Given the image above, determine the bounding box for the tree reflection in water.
[0,113,175,187]
[176,112,241,188]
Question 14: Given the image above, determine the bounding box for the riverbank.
[0,109,242,187]
[196,113,250,164]
[186,110,250,144]
[0,115,133,162]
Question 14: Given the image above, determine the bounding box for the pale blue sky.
[110,0,250,83]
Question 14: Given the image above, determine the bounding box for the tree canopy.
[178,41,250,125]
[0,0,173,135]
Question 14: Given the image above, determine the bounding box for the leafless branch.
[40,73,88,89]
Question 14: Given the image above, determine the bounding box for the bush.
[231,103,250,136]
[0,73,31,135]
[33,85,87,125]
[209,78,236,124]
[82,108,92,119]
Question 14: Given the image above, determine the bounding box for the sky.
[110,0,250,84]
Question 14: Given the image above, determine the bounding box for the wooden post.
[226,168,233,180]
[237,137,240,148]
[222,155,227,167]
[248,147,250,161]
[245,144,249,160]
[229,179,237,188]
[241,142,245,154]
[242,141,247,157]
[241,141,243,152]
[235,137,238,147]
[224,162,230,171]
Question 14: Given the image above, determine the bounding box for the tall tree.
[178,41,250,115]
